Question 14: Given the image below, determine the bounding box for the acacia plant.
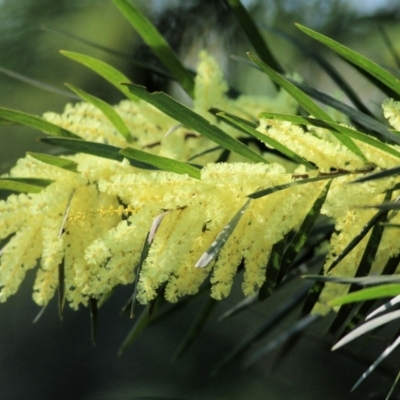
[1,0,400,396]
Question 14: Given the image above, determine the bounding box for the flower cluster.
[1,51,400,314]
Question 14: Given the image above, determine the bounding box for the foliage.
[1,0,400,397]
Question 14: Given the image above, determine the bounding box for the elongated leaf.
[60,51,137,101]
[248,53,366,160]
[0,178,53,193]
[367,294,400,320]
[327,209,387,273]
[211,283,312,375]
[218,295,257,322]
[123,84,267,164]
[195,200,251,268]
[247,173,344,200]
[243,314,320,368]
[118,304,151,355]
[277,181,331,282]
[58,259,65,321]
[259,112,400,161]
[218,112,314,168]
[225,0,283,74]
[120,147,200,179]
[352,334,400,391]
[112,0,195,97]
[352,166,400,184]
[27,152,78,172]
[303,274,400,286]
[172,296,217,361]
[0,65,79,100]
[296,24,400,98]
[329,284,400,307]
[260,26,372,116]
[258,237,287,301]
[39,137,157,170]
[65,84,133,142]
[89,297,98,346]
[287,80,400,144]
[0,107,79,138]
[332,310,400,351]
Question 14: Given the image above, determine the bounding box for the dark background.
[1,1,400,399]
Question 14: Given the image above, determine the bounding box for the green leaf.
[0,107,79,138]
[65,84,133,142]
[27,152,78,172]
[60,51,138,101]
[248,53,367,161]
[352,166,400,184]
[0,65,79,100]
[173,296,217,361]
[212,284,312,375]
[329,284,400,307]
[0,178,53,193]
[120,147,201,179]
[277,181,331,282]
[247,173,344,200]
[39,137,157,170]
[225,0,283,74]
[123,84,267,164]
[195,200,251,268]
[259,112,400,161]
[243,314,320,368]
[296,24,400,98]
[217,112,314,168]
[262,26,372,116]
[287,80,400,145]
[89,297,98,346]
[58,259,65,321]
[303,274,400,286]
[111,0,195,98]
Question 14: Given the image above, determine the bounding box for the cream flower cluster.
[1,51,400,314]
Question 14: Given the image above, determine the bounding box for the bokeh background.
[1,1,400,399]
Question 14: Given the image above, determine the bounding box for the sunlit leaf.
[123,84,267,164]
[0,107,79,138]
[60,50,138,100]
[27,152,78,172]
[112,0,195,97]
[120,147,201,179]
[0,178,53,193]
[296,24,400,98]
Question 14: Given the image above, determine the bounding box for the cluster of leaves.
[1,0,400,397]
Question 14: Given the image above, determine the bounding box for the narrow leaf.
[259,112,400,161]
[248,173,344,200]
[0,65,79,100]
[332,310,400,351]
[0,107,79,138]
[277,181,331,282]
[218,112,314,168]
[0,178,53,194]
[303,274,400,286]
[218,295,258,322]
[89,297,98,346]
[123,83,267,164]
[352,334,400,391]
[352,166,400,184]
[172,296,217,361]
[111,0,195,97]
[212,283,311,375]
[225,0,283,74]
[367,294,400,320]
[39,137,157,170]
[296,24,400,98]
[65,84,133,142]
[60,51,137,101]
[243,314,320,368]
[329,284,400,307]
[120,147,201,179]
[27,152,78,172]
[195,200,251,268]
[248,53,366,160]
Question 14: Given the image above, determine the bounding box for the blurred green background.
[1,1,400,399]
